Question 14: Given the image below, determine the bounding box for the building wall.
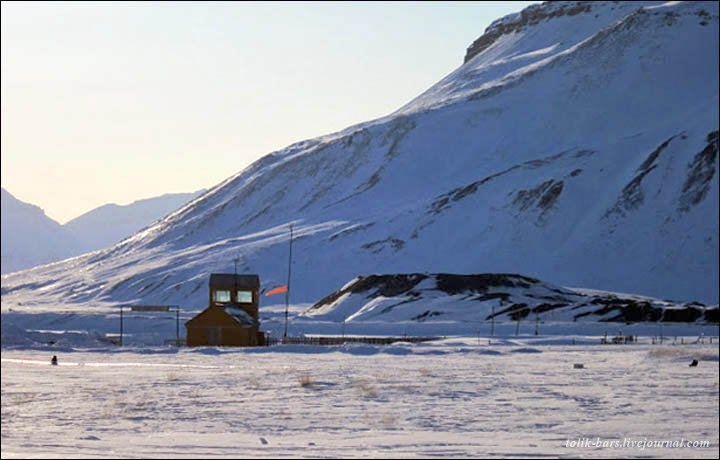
[185,274,265,347]
[208,287,260,319]
[187,324,257,346]
[207,274,260,321]
[185,306,260,347]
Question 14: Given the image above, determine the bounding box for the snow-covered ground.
[2,332,719,459]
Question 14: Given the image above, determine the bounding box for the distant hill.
[0,188,204,274]
[64,190,205,254]
[301,273,718,325]
[1,188,82,273]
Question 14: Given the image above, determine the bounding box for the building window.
[236,290,253,303]
[213,290,231,303]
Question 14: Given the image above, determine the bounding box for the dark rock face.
[679,130,718,212]
[308,274,428,311]
[705,308,719,323]
[604,135,677,218]
[565,296,711,323]
[464,2,593,63]
[311,273,542,309]
[435,273,540,294]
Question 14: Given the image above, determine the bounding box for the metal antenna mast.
[283,223,294,341]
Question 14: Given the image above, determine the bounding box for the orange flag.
[265,285,288,296]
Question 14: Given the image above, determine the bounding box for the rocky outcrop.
[305,273,719,324]
[464,2,593,63]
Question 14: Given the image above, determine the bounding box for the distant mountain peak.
[465,1,595,64]
[462,1,716,65]
[1,188,205,274]
[1,188,80,274]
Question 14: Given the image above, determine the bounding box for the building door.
[208,327,221,345]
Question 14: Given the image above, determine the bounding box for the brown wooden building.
[185,274,267,346]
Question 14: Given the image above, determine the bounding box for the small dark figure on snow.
[689,359,698,367]
[51,355,58,366]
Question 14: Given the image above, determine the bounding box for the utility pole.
[283,223,293,342]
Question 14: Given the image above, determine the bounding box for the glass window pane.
[214,290,231,302]
[236,291,253,303]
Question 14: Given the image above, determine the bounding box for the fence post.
[119,306,123,347]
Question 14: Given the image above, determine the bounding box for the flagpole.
[283,223,293,342]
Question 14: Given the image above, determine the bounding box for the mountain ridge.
[63,189,205,254]
[1,188,205,274]
[1,0,717,312]
[1,188,82,274]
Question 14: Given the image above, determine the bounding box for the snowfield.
[2,337,718,459]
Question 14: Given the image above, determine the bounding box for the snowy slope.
[1,1,717,317]
[299,273,717,326]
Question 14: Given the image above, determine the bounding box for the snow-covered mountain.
[0,188,205,274]
[1,1,718,317]
[0,188,83,274]
[64,190,205,254]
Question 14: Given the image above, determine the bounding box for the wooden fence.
[270,335,444,346]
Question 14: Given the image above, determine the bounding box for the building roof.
[185,305,259,328]
[225,307,259,327]
[209,273,260,290]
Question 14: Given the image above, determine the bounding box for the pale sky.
[1,1,536,224]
